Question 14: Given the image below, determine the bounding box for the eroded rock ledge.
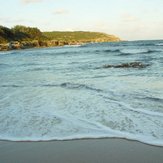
[0,40,82,51]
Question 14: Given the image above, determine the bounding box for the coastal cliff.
[0,25,120,51]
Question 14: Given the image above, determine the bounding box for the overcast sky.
[0,0,163,40]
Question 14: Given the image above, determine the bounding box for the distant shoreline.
[0,40,120,51]
[0,40,84,51]
[0,25,121,51]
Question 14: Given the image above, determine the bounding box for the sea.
[0,40,163,146]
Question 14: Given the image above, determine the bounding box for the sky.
[0,0,163,40]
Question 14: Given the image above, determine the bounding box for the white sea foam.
[120,49,149,54]
[156,43,163,46]
[63,44,84,48]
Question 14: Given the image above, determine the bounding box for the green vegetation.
[0,26,15,43]
[0,25,120,50]
[12,25,44,41]
[0,25,45,43]
[43,31,120,42]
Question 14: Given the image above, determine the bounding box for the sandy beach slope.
[0,138,163,163]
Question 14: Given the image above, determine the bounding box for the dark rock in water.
[103,62,150,69]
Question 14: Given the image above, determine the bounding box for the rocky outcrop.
[103,62,150,69]
[0,43,9,51]
[9,41,21,49]
[0,35,120,51]
[0,40,85,51]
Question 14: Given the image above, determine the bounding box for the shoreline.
[0,138,163,163]
[0,41,84,52]
[0,40,121,52]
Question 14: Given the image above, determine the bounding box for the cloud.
[21,0,43,4]
[121,13,139,22]
[53,9,69,15]
[0,17,26,24]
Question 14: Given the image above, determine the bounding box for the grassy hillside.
[43,31,120,42]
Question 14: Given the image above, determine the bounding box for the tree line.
[0,25,45,43]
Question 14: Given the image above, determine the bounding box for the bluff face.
[0,25,121,51]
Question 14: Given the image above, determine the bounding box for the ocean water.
[0,40,163,146]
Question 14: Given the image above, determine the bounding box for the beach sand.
[0,138,163,163]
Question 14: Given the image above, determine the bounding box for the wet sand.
[0,138,163,163]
